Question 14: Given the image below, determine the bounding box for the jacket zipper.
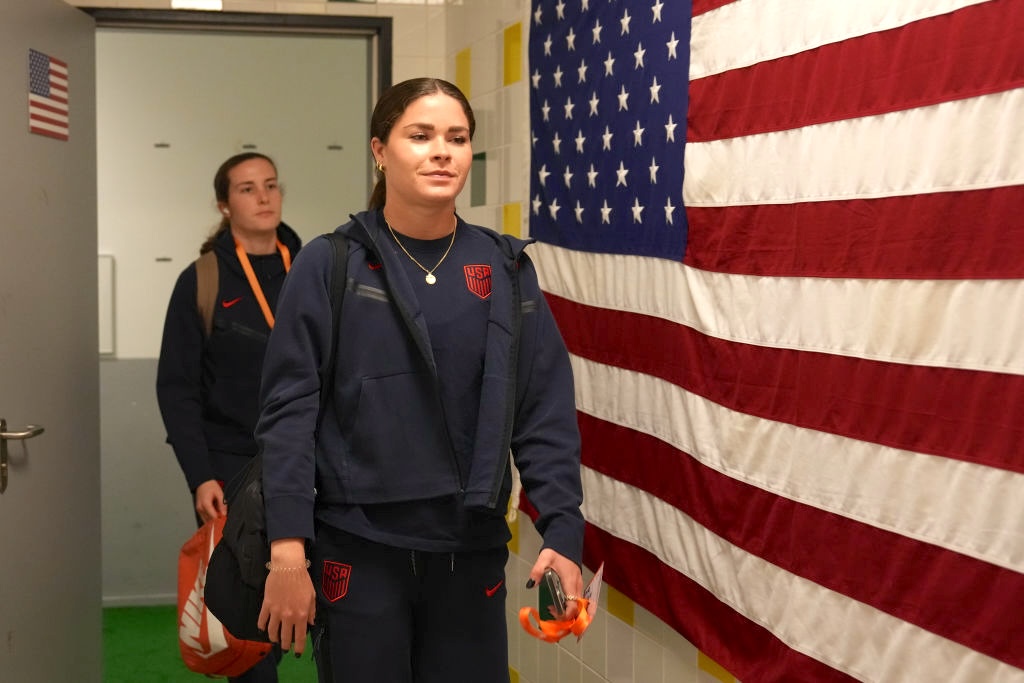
[486,251,523,509]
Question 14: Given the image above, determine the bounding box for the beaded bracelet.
[265,559,312,573]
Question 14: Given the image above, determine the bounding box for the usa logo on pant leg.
[322,561,351,603]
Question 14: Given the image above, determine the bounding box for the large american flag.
[28,49,69,142]
[527,0,1024,680]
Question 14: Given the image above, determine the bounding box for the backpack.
[179,232,349,673]
[177,516,273,676]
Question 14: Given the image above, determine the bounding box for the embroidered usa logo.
[464,265,491,299]
[322,561,351,603]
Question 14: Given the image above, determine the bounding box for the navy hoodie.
[157,223,302,491]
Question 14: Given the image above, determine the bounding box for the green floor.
[103,605,315,682]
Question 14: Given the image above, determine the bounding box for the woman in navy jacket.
[255,78,585,682]
[156,152,299,683]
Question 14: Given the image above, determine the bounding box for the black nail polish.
[525,578,536,588]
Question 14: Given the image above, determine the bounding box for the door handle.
[0,418,45,494]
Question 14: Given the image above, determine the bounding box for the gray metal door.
[0,1,100,681]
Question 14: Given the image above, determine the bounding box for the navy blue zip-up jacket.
[257,210,584,565]
[157,223,301,491]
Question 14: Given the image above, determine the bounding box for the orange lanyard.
[519,597,592,643]
[235,239,292,329]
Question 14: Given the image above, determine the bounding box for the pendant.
[425,273,437,285]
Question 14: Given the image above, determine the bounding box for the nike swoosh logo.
[485,579,504,597]
[179,531,229,659]
[221,297,243,308]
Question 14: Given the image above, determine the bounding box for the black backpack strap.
[317,232,349,430]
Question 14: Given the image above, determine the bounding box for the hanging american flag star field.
[530,0,688,259]
[526,0,1024,681]
[28,49,69,141]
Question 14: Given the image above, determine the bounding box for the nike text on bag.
[177,515,272,676]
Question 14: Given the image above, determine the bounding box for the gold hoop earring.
[376,160,385,173]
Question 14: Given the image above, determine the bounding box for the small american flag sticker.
[28,49,69,141]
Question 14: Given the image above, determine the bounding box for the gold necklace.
[385,218,457,285]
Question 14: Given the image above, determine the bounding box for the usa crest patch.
[322,561,351,603]
[464,264,492,300]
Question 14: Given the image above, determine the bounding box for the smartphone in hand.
[538,568,568,621]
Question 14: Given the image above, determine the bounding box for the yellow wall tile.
[606,585,635,626]
[502,202,521,237]
[509,666,520,683]
[503,22,522,86]
[455,48,472,99]
[698,651,736,683]
[507,515,520,554]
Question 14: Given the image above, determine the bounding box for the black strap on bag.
[206,232,349,641]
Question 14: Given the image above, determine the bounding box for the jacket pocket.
[329,370,457,503]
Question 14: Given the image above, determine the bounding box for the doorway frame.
[83,8,392,99]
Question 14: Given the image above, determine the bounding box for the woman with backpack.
[157,151,301,683]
